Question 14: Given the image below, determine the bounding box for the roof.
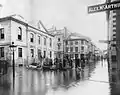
[0,15,54,37]
[66,32,91,41]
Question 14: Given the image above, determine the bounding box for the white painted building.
[0,15,54,66]
[64,33,92,59]
[48,27,71,59]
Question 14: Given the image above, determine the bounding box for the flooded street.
[0,60,120,95]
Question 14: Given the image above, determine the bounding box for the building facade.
[63,33,93,60]
[48,27,71,59]
[48,27,97,61]
[106,0,120,70]
[0,15,54,66]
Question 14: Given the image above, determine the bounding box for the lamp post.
[9,42,17,78]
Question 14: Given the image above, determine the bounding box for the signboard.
[99,40,110,43]
[88,1,120,14]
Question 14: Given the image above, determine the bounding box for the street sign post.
[88,1,120,14]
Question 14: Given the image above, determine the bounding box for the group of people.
[0,60,9,75]
[37,54,88,70]
[42,56,87,70]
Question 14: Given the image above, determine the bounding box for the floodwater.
[0,60,120,95]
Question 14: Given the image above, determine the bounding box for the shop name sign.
[88,1,120,14]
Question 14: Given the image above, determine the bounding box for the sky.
[0,0,107,50]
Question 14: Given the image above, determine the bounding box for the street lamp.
[9,42,17,78]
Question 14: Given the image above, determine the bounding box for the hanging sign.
[88,1,120,14]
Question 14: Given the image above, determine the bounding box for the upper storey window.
[0,28,4,40]
[50,38,52,47]
[58,38,60,42]
[30,33,34,43]
[38,36,41,44]
[18,27,22,40]
[44,37,46,45]
[75,41,78,45]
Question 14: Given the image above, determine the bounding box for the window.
[113,15,116,18]
[113,10,116,13]
[50,51,52,58]
[18,48,22,57]
[38,36,41,44]
[113,37,116,41]
[70,47,73,52]
[30,33,34,42]
[75,41,78,45]
[65,41,68,45]
[44,51,46,58]
[44,37,46,45]
[81,46,84,51]
[18,27,22,40]
[38,49,41,59]
[113,24,116,27]
[0,47,4,57]
[0,28,4,40]
[66,47,69,52]
[50,38,52,47]
[113,34,116,37]
[70,41,73,45]
[81,40,84,44]
[75,47,78,52]
[58,38,60,41]
[70,54,74,58]
[31,49,34,57]
[113,20,116,23]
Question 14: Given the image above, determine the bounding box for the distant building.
[63,32,92,59]
[48,27,71,59]
[48,26,98,61]
[0,15,54,66]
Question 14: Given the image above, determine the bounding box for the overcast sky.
[0,0,107,50]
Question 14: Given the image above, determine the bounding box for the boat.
[26,63,42,70]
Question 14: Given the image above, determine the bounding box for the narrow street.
[0,60,119,95]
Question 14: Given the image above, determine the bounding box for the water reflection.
[0,61,106,95]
